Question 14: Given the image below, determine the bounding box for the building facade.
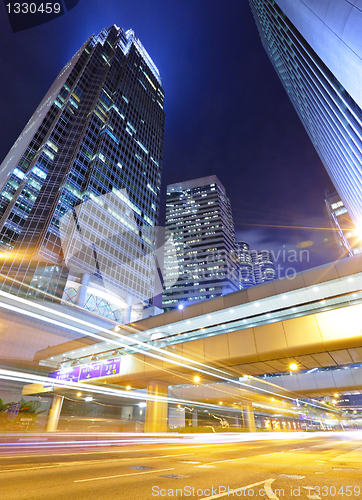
[249,0,362,230]
[236,241,276,288]
[162,176,239,311]
[0,26,165,322]
[324,189,362,258]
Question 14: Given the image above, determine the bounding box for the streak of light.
[0,290,318,405]
[235,222,338,231]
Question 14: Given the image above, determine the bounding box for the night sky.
[0,0,340,275]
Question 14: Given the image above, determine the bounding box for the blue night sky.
[0,0,340,274]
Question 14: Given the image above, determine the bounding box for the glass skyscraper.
[324,189,362,258]
[249,0,362,231]
[0,26,165,322]
[162,175,239,311]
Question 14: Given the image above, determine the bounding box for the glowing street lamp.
[290,363,298,371]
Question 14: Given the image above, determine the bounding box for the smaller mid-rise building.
[162,175,239,311]
[236,242,276,289]
[236,242,255,288]
[251,249,277,285]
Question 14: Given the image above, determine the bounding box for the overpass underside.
[19,255,362,431]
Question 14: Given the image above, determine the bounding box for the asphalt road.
[0,432,361,500]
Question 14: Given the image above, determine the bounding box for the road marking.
[259,452,284,457]
[74,467,175,483]
[180,461,201,464]
[315,460,326,463]
[198,478,276,500]
[332,468,354,471]
[197,465,216,468]
[0,465,65,473]
[264,479,280,499]
[160,473,190,479]
[278,474,305,479]
[289,448,304,451]
[199,451,285,466]
[204,457,247,465]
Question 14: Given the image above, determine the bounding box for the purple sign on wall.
[79,363,102,381]
[48,357,121,383]
[48,366,80,383]
[101,359,121,377]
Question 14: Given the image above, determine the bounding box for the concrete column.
[243,402,256,432]
[121,406,134,420]
[45,395,64,433]
[122,295,133,324]
[75,273,90,307]
[192,409,198,427]
[169,407,185,428]
[144,380,168,433]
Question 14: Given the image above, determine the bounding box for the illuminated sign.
[48,357,121,383]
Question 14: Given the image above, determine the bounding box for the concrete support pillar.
[243,402,256,432]
[192,409,198,427]
[122,295,133,324]
[75,273,90,307]
[121,406,134,421]
[168,407,185,428]
[144,380,168,433]
[45,395,64,433]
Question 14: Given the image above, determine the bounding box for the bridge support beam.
[243,402,256,432]
[192,409,198,427]
[45,395,64,432]
[144,380,168,433]
[75,273,90,307]
[122,295,133,324]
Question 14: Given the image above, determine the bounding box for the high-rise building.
[236,241,276,288]
[0,26,165,322]
[162,175,239,311]
[324,189,362,258]
[249,0,362,230]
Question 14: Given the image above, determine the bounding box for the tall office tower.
[236,242,255,288]
[162,175,239,311]
[0,26,165,322]
[324,189,362,258]
[236,241,276,288]
[249,0,362,230]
